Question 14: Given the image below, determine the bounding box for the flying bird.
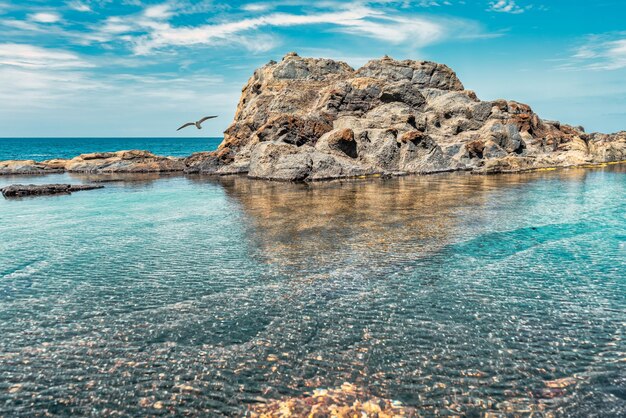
[176,115,217,131]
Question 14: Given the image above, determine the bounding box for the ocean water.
[0,137,222,161]
[0,167,625,416]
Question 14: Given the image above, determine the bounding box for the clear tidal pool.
[0,167,625,416]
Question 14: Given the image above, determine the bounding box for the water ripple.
[0,167,624,416]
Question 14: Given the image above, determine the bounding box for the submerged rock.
[1,184,104,198]
[248,382,417,417]
[184,53,626,181]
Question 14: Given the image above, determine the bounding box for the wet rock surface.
[184,53,626,180]
[1,184,104,198]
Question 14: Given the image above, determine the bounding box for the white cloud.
[418,0,452,6]
[488,0,525,14]
[28,12,62,23]
[0,43,94,69]
[0,61,233,138]
[102,4,483,54]
[0,1,11,14]
[241,3,271,12]
[143,4,173,19]
[565,35,626,71]
[68,1,92,12]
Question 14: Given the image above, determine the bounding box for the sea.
[0,137,223,161]
[0,138,625,416]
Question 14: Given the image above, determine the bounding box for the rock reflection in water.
[210,170,591,273]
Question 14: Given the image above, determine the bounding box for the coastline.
[1,148,625,181]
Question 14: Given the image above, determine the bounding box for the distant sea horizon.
[0,137,223,161]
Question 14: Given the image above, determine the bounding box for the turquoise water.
[0,137,222,161]
[0,167,625,416]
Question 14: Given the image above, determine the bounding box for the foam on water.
[0,167,624,416]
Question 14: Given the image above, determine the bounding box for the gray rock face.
[184,52,626,180]
[1,184,104,198]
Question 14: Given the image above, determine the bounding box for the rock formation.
[1,54,625,181]
[0,150,184,175]
[184,53,626,180]
[1,184,104,198]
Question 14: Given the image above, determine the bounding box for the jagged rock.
[185,53,626,181]
[1,184,104,198]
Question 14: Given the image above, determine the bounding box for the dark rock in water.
[1,184,104,198]
[183,53,626,181]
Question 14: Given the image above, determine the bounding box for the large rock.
[185,52,626,180]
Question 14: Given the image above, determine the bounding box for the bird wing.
[176,122,195,131]
[197,115,218,125]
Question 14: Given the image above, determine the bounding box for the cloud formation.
[29,12,62,23]
[488,0,525,14]
[0,43,93,68]
[567,34,626,70]
[84,3,486,55]
[68,1,92,13]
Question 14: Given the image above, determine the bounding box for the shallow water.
[0,137,221,161]
[0,167,625,416]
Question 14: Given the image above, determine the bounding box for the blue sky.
[1,0,625,137]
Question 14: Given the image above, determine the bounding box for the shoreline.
[1,149,625,182]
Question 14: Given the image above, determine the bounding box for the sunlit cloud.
[103,4,487,54]
[28,12,62,23]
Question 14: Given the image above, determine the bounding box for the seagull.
[176,115,217,131]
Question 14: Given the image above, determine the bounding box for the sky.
[1,0,625,137]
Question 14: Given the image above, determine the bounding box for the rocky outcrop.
[0,150,185,175]
[64,150,185,173]
[1,184,104,198]
[0,160,64,175]
[184,53,626,180]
